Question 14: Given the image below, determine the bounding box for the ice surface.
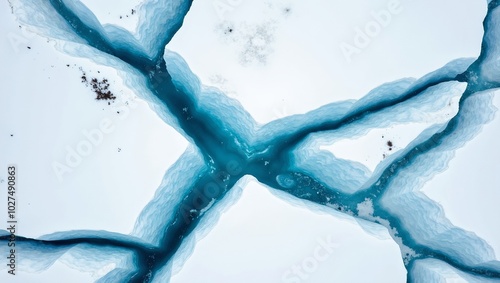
[1,0,500,282]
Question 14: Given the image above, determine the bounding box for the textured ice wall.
[2,0,500,282]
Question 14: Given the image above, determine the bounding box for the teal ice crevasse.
[2,0,500,282]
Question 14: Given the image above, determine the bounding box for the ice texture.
[2,0,500,282]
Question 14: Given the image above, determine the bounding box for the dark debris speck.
[224,26,234,35]
[387,140,394,151]
[81,71,117,101]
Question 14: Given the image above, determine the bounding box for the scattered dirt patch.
[81,71,117,101]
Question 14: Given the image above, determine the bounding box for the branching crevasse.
[2,0,500,282]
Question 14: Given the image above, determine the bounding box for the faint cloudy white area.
[168,0,486,124]
[171,180,406,283]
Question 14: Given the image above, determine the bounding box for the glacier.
[1,0,500,282]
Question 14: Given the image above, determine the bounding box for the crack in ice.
[2,0,500,282]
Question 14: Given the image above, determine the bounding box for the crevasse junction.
[2,0,500,282]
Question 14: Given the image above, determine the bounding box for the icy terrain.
[1,0,500,282]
